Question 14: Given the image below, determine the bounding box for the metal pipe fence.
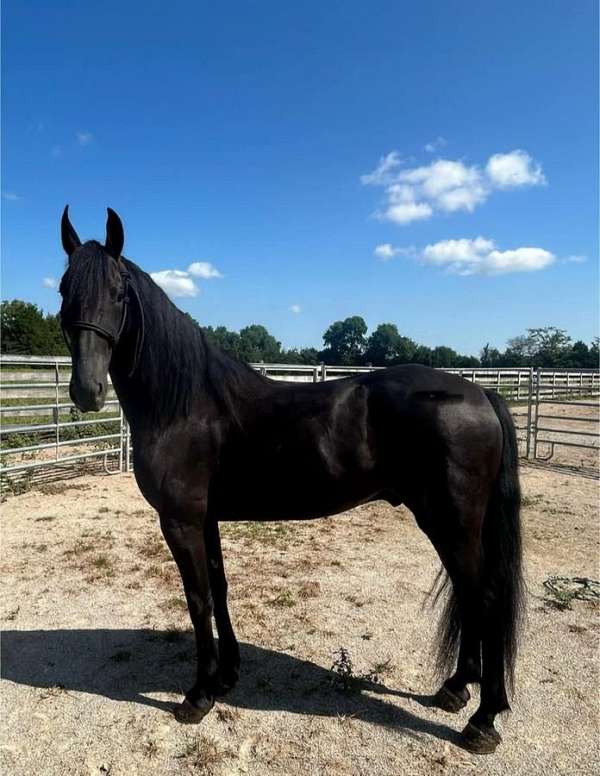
[1,355,598,482]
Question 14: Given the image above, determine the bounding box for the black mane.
[120,257,266,426]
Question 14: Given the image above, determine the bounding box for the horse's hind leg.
[204,517,240,695]
[431,530,484,714]
[434,547,481,713]
[409,497,485,714]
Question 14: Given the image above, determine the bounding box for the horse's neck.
[108,269,270,433]
[107,292,191,429]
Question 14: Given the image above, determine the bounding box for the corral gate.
[1,356,598,482]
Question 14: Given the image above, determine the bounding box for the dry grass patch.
[175,735,231,774]
[298,580,321,599]
[222,521,291,545]
[88,554,115,578]
[269,589,296,607]
[141,738,159,760]
[34,482,91,496]
[138,536,171,562]
[160,595,188,613]
[63,540,95,557]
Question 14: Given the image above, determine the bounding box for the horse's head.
[59,206,129,412]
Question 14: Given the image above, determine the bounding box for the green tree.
[238,324,282,363]
[1,300,67,355]
[431,345,459,368]
[280,347,320,364]
[412,345,433,366]
[202,325,241,358]
[365,324,419,366]
[588,338,599,369]
[526,326,572,367]
[321,316,367,365]
[567,340,590,368]
[365,323,401,365]
[480,343,502,367]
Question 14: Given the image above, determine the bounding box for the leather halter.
[61,268,145,378]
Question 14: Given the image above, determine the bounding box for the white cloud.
[76,131,93,146]
[289,304,302,314]
[187,261,223,279]
[362,148,546,225]
[42,276,58,289]
[151,270,199,297]
[421,237,554,275]
[424,136,447,153]
[374,243,416,261]
[383,201,433,225]
[486,150,545,188]
[564,254,587,264]
[150,260,223,298]
[422,237,495,266]
[2,191,20,201]
[360,151,403,186]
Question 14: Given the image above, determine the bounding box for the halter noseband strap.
[62,268,145,378]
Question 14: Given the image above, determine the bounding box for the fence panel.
[1,355,124,480]
[2,356,598,482]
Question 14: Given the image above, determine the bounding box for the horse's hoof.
[433,685,470,713]
[460,721,501,754]
[173,697,214,724]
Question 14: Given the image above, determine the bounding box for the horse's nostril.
[97,383,104,396]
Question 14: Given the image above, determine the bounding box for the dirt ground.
[1,462,598,776]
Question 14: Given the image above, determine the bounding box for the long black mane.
[120,256,266,425]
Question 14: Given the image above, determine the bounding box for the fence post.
[525,367,534,459]
[531,367,541,460]
[118,407,124,473]
[54,362,60,461]
[312,367,318,383]
[124,416,131,473]
[320,362,326,382]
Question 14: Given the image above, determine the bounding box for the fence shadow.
[2,628,459,745]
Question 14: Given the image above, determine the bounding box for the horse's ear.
[105,207,124,259]
[61,205,81,257]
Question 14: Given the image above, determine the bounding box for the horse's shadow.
[1,628,460,745]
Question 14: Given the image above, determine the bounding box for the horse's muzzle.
[69,378,106,413]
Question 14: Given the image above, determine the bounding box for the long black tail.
[481,389,524,693]
[433,389,524,694]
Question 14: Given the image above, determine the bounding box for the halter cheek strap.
[62,268,145,378]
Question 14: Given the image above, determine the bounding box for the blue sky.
[2,0,598,356]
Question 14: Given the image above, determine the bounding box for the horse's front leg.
[159,510,218,723]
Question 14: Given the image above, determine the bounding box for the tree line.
[1,299,598,369]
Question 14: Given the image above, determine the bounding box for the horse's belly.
[211,453,385,522]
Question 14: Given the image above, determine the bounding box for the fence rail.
[1,355,598,481]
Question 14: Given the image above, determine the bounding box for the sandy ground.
[1,463,599,776]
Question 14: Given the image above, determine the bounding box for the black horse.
[58,207,523,754]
